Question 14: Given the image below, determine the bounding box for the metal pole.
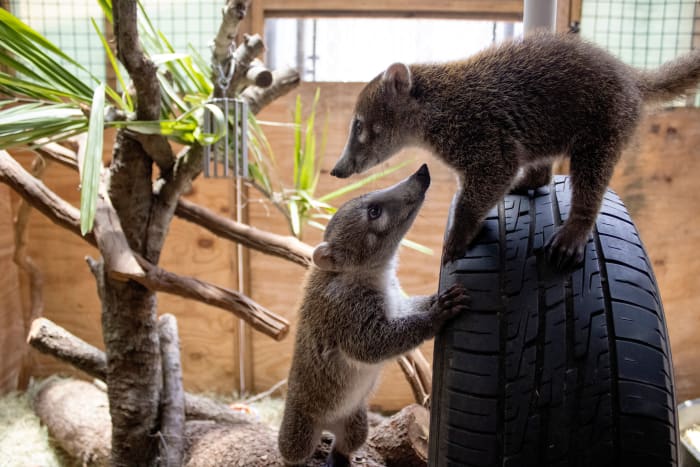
[523,0,557,35]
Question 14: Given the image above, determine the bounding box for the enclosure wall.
[3,83,700,411]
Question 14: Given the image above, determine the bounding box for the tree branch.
[157,314,185,467]
[27,317,255,425]
[0,150,288,340]
[28,318,108,380]
[133,256,288,340]
[113,0,160,122]
[241,67,301,115]
[175,198,313,268]
[212,0,251,64]
[397,348,433,409]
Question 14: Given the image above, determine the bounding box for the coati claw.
[545,228,586,271]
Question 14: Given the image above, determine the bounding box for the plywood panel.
[0,185,24,394]
[610,107,700,403]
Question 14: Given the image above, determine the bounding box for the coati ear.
[382,63,412,96]
[312,242,337,271]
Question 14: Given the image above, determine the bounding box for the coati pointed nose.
[414,163,430,189]
[330,167,349,179]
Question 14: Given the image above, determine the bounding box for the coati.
[278,164,469,466]
[331,32,700,269]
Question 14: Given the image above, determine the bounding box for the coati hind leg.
[510,164,553,193]
[546,143,620,270]
[278,407,321,466]
[326,407,369,467]
[443,157,519,265]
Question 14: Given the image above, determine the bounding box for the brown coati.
[331,32,700,269]
[278,164,469,466]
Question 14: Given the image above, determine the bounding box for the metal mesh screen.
[8,0,222,83]
[581,0,699,106]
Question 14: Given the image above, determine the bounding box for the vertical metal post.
[524,0,558,35]
[235,99,249,394]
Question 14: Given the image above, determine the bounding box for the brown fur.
[332,33,700,269]
[278,166,469,466]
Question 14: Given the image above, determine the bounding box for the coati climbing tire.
[429,176,678,467]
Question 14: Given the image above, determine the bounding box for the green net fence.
[580,0,699,106]
[8,0,222,83]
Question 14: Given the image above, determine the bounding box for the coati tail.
[638,48,700,102]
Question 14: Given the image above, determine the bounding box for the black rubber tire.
[429,176,678,467]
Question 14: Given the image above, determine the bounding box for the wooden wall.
[2,85,699,410]
[0,185,24,393]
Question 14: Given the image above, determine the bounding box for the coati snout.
[313,163,430,272]
[331,63,417,179]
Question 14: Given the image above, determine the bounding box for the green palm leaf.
[80,83,106,235]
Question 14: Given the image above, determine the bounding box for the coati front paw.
[545,226,587,271]
[442,231,470,266]
[431,284,470,331]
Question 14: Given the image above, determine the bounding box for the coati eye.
[367,204,382,220]
[354,119,363,134]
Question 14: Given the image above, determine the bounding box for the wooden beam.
[259,0,522,20]
[252,0,523,39]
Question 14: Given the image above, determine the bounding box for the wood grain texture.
[0,184,24,394]
[610,107,700,404]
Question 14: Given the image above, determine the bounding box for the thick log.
[368,404,429,467]
[33,378,111,466]
[33,377,429,467]
[27,317,254,425]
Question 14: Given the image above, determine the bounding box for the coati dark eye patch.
[367,204,382,220]
[354,118,363,134]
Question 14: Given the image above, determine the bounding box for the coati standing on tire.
[330,33,700,270]
[278,164,469,466]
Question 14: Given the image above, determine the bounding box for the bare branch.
[175,198,313,268]
[158,314,185,466]
[113,0,160,121]
[227,34,267,95]
[94,177,146,281]
[28,318,108,380]
[212,0,251,64]
[0,150,95,245]
[132,256,289,341]
[240,67,301,115]
[397,348,433,409]
[27,317,255,425]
